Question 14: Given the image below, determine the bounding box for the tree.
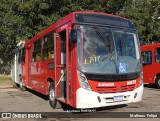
[0,0,17,74]
[117,0,160,44]
[0,0,160,74]
[0,0,65,74]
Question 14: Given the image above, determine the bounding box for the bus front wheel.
[49,82,57,109]
[155,76,160,89]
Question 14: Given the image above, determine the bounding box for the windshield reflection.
[77,25,140,74]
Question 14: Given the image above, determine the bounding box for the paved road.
[0,85,160,121]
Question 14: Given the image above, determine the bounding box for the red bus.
[12,11,143,109]
[141,43,160,88]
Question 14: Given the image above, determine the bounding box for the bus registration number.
[113,95,124,101]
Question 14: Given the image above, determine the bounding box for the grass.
[0,75,13,85]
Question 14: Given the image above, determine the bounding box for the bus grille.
[96,84,136,94]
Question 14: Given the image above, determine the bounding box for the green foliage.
[0,75,12,85]
[0,0,160,73]
[117,0,160,44]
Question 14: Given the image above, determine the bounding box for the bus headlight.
[139,72,143,87]
[78,71,91,91]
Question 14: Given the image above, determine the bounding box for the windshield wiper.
[93,26,112,53]
[93,26,119,73]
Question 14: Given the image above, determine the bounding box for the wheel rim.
[49,88,55,101]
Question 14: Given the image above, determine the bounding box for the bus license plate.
[113,95,124,101]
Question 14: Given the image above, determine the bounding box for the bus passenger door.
[65,28,76,106]
[65,28,72,105]
[54,28,76,106]
[54,33,61,97]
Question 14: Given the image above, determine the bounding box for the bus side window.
[155,48,160,63]
[33,39,42,62]
[141,51,152,65]
[42,33,54,60]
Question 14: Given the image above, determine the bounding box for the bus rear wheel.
[19,79,26,91]
[156,76,160,89]
[49,82,57,109]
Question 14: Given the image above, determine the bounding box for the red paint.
[141,43,160,84]
[89,79,140,93]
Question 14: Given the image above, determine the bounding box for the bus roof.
[141,43,160,51]
[25,11,134,46]
[72,11,131,21]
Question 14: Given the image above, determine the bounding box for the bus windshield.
[76,25,141,74]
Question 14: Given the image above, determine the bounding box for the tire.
[19,79,26,91]
[49,82,57,109]
[155,76,160,89]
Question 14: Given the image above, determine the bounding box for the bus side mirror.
[70,30,77,43]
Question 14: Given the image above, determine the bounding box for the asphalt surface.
[0,84,160,121]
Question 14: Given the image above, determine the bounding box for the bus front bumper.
[76,84,143,109]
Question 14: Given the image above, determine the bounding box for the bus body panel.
[88,78,140,93]
[11,41,25,85]
[11,49,19,84]
[76,84,143,108]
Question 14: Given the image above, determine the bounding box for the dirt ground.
[0,80,160,121]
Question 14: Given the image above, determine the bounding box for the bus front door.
[54,28,76,107]
[65,28,76,107]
